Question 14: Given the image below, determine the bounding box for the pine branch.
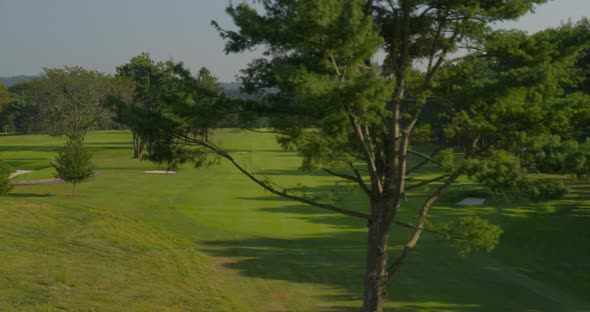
[323,168,371,195]
[406,147,444,175]
[407,149,442,167]
[177,134,371,220]
[386,170,463,279]
[404,174,450,191]
[350,113,383,195]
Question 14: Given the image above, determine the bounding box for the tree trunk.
[138,141,145,157]
[73,182,77,197]
[146,140,153,158]
[361,216,390,312]
[133,132,144,158]
[133,133,139,158]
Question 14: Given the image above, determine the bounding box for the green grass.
[1,130,589,311]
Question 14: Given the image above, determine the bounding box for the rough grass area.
[1,130,589,311]
[0,202,238,311]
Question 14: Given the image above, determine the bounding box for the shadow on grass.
[198,176,590,311]
[0,146,61,153]
[0,145,129,153]
[7,193,55,198]
[84,141,131,146]
[1,158,49,169]
[199,223,490,311]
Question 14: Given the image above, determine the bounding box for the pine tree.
[52,137,94,196]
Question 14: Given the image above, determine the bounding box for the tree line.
[0,54,228,154]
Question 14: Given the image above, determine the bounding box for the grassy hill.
[0,130,588,311]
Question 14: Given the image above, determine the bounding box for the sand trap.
[144,170,177,174]
[9,170,34,179]
[457,197,486,205]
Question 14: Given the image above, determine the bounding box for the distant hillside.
[220,82,260,100]
[220,82,241,91]
[0,75,36,87]
[0,77,257,99]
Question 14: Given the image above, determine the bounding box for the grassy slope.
[0,130,589,311]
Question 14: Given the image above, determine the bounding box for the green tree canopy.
[28,67,114,139]
[116,53,178,157]
[52,136,94,197]
[3,81,41,133]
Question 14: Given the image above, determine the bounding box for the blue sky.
[0,0,588,82]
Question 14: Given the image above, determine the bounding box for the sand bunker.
[457,197,486,205]
[144,170,177,174]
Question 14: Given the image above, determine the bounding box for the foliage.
[116,53,171,112]
[52,136,94,196]
[115,53,181,157]
[533,136,590,178]
[27,67,115,138]
[0,160,14,196]
[526,180,569,201]
[434,148,457,173]
[0,83,13,132]
[192,67,224,139]
[0,83,10,109]
[464,150,527,193]
[0,160,15,175]
[429,216,503,256]
[0,81,41,133]
[0,175,12,196]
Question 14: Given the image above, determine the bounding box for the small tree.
[0,160,14,196]
[52,137,94,196]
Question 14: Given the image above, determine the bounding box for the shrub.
[0,160,14,196]
[52,137,94,196]
[0,160,14,175]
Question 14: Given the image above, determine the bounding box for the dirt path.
[8,169,66,186]
[9,170,34,179]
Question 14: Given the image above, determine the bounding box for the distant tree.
[577,48,590,94]
[103,76,136,130]
[4,81,41,134]
[116,53,174,158]
[0,83,12,132]
[28,67,113,139]
[52,136,94,197]
[0,83,10,107]
[193,67,224,141]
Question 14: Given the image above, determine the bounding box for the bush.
[0,160,14,196]
[527,180,569,201]
[0,160,14,175]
